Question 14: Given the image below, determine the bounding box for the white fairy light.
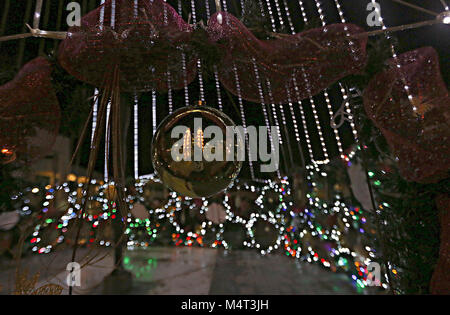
[368,0,416,111]
[164,1,173,114]
[178,0,190,107]
[265,82,283,146]
[272,0,284,28]
[252,60,281,179]
[134,95,139,180]
[191,0,205,102]
[263,0,277,32]
[233,65,255,180]
[292,77,315,163]
[328,0,360,141]
[221,0,228,12]
[111,0,116,30]
[91,89,99,146]
[133,0,139,18]
[308,0,346,152]
[285,87,303,158]
[206,0,224,110]
[270,0,329,164]
[152,89,157,135]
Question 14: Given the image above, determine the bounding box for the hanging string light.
[178,0,190,107]
[206,0,224,111]
[152,89,157,135]
[163,0,173,114]
[191,0,205,102]
[252,59,281,179]
[134,95,139,180]
[233,65,255,180]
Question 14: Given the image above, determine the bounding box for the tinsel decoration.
[0,57,60,164]
[14,270,63,295]
[58,0,197,92]
[364,47,450,183]
[207,11,368,104]
[430,194,450,295]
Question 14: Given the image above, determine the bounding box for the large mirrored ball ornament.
[152,105,243,198]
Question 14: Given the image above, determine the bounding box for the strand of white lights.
[277,3,315,165]
[91,89,99,146]
[285,87,304,162]
[167,72,173,114]
[233,65,255,180]
[310,0,346,153]
[266,82,283,147]
[292,0,330,164]
[252,60,281,179]
[163,1,173,114]
[239,0,245,12]
[265,82,287,175]
[316,0,358,142]
[152,90,157,135]
[271,0,285,29]
[262,0,277,31]
[281,0,295,32]
[206,0,223,110]
[111,0,116,29]
[221,0,253,178]
[278,100,296,168]
[133,0,138,18]
[99,0,105,31]
[369,0,416,111]
[221,0,228,12]
[271,0,321,164]
[134,95,139,180]
[292,76,315,163]
[178,0,190,107]
[191,0,205,102]
[260,1,289,174]
[257,0,266,19]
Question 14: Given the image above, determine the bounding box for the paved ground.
[119,247,360,295]
[1,247,364,295]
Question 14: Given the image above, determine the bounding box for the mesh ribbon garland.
[364,47,450,183]
[207,12,368,104]
[430,194,450,295]
[58,0,197,93]
[0,57,60,164]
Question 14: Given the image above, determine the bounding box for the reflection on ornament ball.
[152,105,243,198]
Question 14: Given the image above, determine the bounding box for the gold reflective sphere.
[151,105,243,198]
